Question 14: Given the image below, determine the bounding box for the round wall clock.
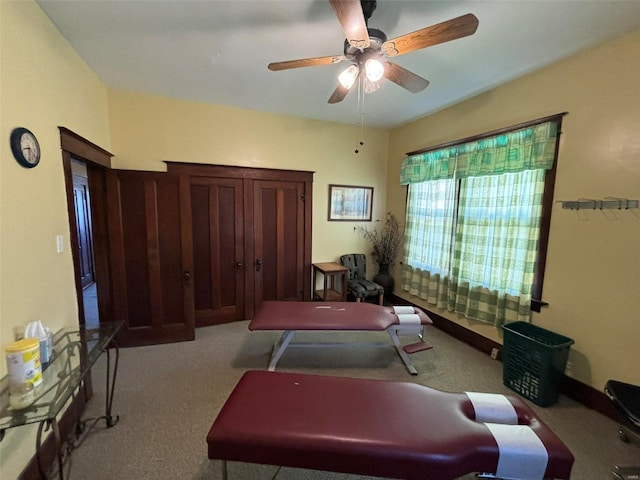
[10,127,41,168]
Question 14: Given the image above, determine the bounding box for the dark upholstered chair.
[340,254,384,305]
[605,380,640,478]
[606,380,640,445]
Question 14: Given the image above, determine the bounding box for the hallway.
[83,282,99,329]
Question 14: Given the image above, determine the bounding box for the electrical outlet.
[490,347,499,360]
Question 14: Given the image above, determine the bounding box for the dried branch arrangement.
[354,212,403,269]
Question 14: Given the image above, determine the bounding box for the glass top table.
[0,321,123,478]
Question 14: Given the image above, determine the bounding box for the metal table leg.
[36,417,66,480]
[103,339,120,427]
[268,330,296,371]
[387,328,418,375]
[74,338,120,444]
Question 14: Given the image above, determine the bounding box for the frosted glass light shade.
[338,65,359,89]
[365,59,384,82]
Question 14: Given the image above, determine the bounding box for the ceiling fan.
[268,0,479,104]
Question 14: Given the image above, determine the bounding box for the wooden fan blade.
[268,55,346,71]
[382,13,479,57]
[328,83,352,104]
[329,0,370,49]
[383,61,429,93]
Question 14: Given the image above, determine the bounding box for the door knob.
[255,259,262,272]
[236,261,244,271]
[183,271,191,283]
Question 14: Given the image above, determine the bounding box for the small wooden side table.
[312,262,348,301]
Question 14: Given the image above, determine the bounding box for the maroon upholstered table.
[207,371,574,480]
[249,301,433,374]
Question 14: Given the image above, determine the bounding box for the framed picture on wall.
[328,184,373,221]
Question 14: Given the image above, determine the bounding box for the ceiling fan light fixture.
[338,64,359,89]
[269,4,480,106]
[365,58,384,82]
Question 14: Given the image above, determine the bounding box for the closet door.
[166,162,313,320]
[107,170,194,346]
[253,180,306,308]
[190,177,245,326]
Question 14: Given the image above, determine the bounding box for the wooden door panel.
[118,175,151,328]
[108,170,194,346]
[191,184,212,316]
[191,177,244,326]
[281,187,304,298]
[154,179,186,327]
[256,186,277,302]
[254,180,305,306]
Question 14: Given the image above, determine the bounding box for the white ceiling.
[36,0,640,129]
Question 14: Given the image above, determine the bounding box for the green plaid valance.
[400,121,559,185]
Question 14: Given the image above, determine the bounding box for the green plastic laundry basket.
[501,321,574,407]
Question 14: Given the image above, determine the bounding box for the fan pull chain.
[355,76,365,154]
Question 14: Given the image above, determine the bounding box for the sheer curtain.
[402,178,456,308]
[452,169,545,324]
[401,121,558,326]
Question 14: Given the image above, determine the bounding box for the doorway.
[60,127,113,331]
[72,159,99,329]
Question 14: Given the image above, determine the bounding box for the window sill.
[531,299,549,313]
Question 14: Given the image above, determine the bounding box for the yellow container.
[5,338,43,389]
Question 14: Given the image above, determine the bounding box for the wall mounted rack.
[558,198,639,210]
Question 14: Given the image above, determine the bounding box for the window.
[401,115,563,326]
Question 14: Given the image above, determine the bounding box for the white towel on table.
[397,313,421,325]
[484,423,549,480]
[465,392,518,424]
[393,306,416,314]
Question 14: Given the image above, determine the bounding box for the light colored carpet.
[64,320,638,479]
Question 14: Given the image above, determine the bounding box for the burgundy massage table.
[249,301,433,375]
[207,371,574,480]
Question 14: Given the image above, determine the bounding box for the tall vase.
[373,263,394,300]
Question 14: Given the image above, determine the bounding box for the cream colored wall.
[3,0,635,476]
[107,90,390,268]
[388,29,640,391]
[0,1,111,477]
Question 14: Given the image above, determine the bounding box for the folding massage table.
[207,370,574,480]
[249,301,434,375]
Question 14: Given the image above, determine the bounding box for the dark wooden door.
[190,177,245,326]
[253,180,307,308]
[107,170,194,346]
[72,175,95,289]
[166,162,313,320]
